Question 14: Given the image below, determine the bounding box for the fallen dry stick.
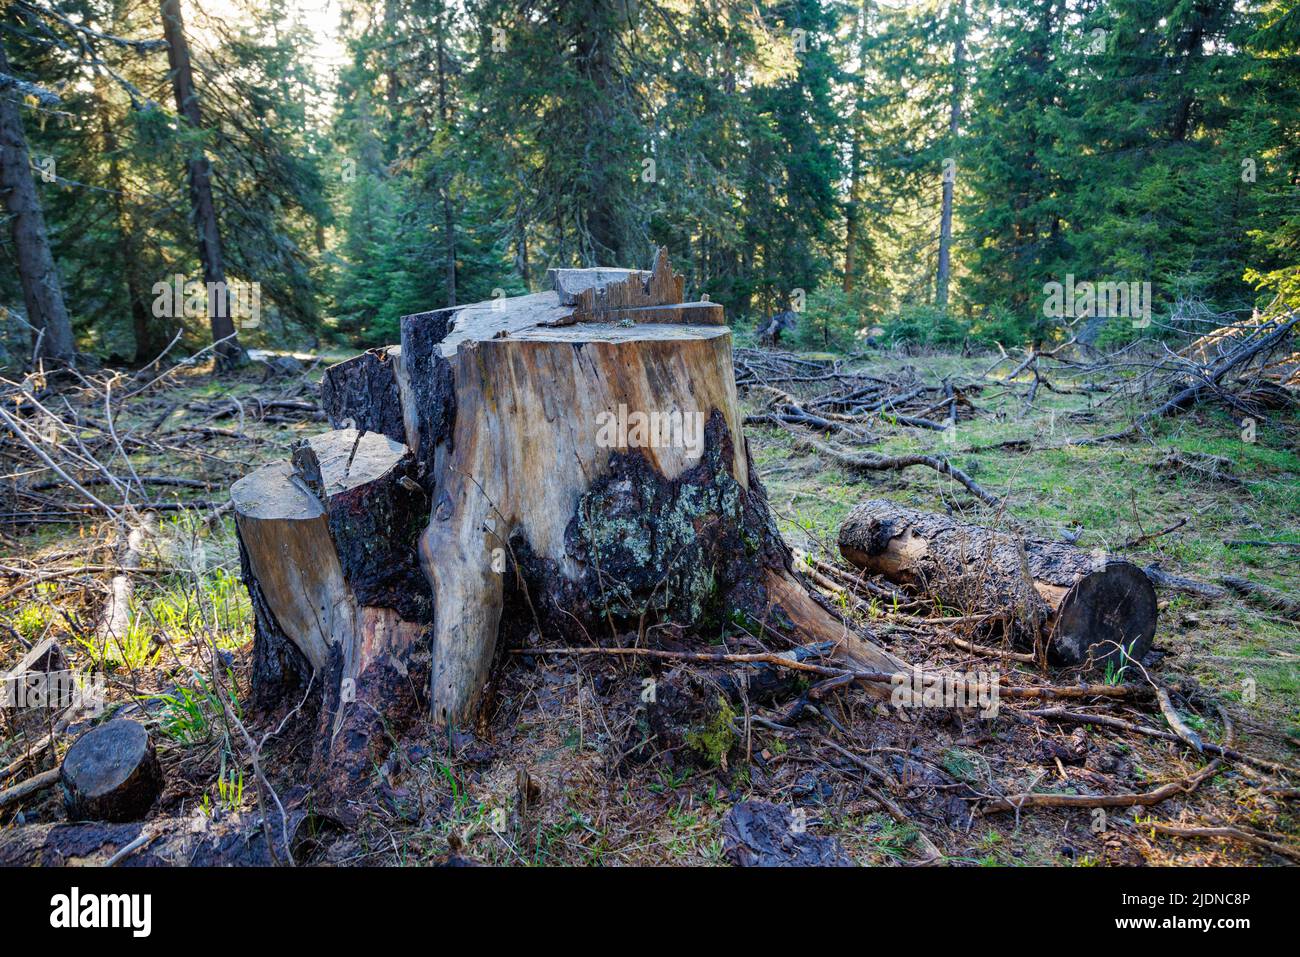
[1148,822,1300,864]
[0,767,60,811]
[797,432,1000,506]
[1028,708,1299,778]
[1155,685,1204,753]
[981,759,1222,814]
[944,630,1037,663]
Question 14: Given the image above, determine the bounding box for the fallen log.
[838,500,1156,669]
[1221,575,1300,619]
[1142,564,1228,600]
[95,520,151,652]
[234,249,904,796]
[0,809,308,866]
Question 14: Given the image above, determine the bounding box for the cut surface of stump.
[838,500,1156,669]
[60,719,162,822]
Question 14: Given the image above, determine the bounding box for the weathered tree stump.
[837,500,1157,668]
[234,250,904,796]
[2,637,69,733]
[232,428,430,795]
[61,719,163,822]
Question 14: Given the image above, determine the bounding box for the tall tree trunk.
[0,40,75,366]
[843,0,870,294]
[576,0,622,266]
[843,134,861,294]
[384,0,402,140]
[935,0,967,311]
[440,187,456,306]
[159,0,244,369]
[1169,22,1205,143]
[515,214,530,289]
[434,13,456,306]
[95,59,169,366]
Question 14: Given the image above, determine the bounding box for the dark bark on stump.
[396,308,457,489]
[320,346,406,443]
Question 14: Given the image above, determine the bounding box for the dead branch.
[1148,822,1300,864]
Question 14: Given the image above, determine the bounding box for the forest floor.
[1,344,1297,866]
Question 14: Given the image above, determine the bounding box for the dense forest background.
[2,0,1298,366]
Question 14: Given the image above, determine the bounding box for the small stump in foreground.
[61,719,163,822]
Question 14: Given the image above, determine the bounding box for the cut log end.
[1051,561,1157,669]
[838,500,1158,670]
[60,719,163,823]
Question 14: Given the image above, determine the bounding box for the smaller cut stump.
[61,719,163,822]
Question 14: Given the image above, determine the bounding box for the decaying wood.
[60,719,163,822]
[0,809,308,866]
[233,427,430,796]
[2,636,68,708]
[838,500,1157,669]
[235,248,902,806]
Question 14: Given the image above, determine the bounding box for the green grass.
[75,616,161,670]
[839,812,922,863]
[745,351,1300,733]
[2,583,57,642]
[147,668,241,745]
